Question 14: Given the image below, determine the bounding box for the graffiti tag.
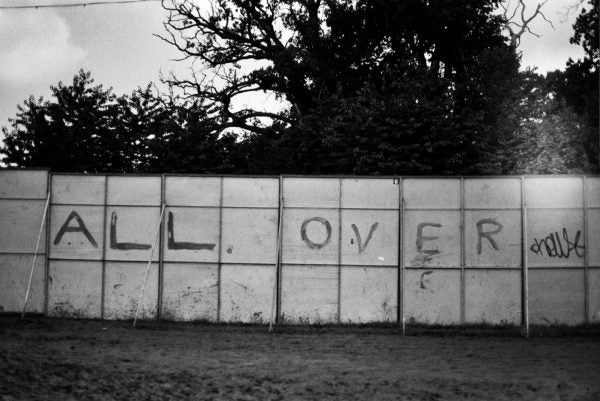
[530,228,585,258]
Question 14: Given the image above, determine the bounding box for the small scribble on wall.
[530,228,584,258]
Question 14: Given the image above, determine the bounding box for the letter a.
[53,211,98,247]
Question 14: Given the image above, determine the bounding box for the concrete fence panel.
[462,178,523,325]
[280,264,338,324]
[161,263,218,322]
[50,206,105,260]
[220,264,275,323]
[0,170,48,314]
[528,268,586,325]
[0,200,48,254]
[0,169,47,199]
[404,268,462,325]
[464,269,521,324]
[162,207,220,263]
[524,177,587,326]
[340,266,397,323]
[589,177,600,322]
[47,260,102,318]
[1,170,598,327]
[104,262,159,320]
[403,210,461,268]
[49,175,104,318]
[0,255,45,313]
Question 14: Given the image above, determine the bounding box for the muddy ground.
[1,316,599,401]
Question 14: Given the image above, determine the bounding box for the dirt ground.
[0,316,599,401]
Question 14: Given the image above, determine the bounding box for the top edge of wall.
[3,168,597,179]
[0,170,48,199]
[0,168,50,171]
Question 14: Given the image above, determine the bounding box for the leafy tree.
[1,70,141,172]
[162,0,525,175]
[547,0,598,171]
[144,98,248,173]
[509,71,592,174]
[261,47,521,175]
[0,70,244,173]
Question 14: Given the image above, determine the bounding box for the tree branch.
[500,0,554,48]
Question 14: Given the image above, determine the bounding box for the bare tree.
[158,0,305,136]
[500,0,554,48]
[158,0,511,137]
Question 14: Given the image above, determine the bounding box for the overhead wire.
[0,0,161,10]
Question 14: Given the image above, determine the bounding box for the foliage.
[144,99,248,174]
[162,0,535,175]
[263,47,522,175]
[1,71,130,172]
[510,71,592,174]
[0,70,241,173]
[1,1,596,175]
[546,0,599,172]
[161,0,507,112]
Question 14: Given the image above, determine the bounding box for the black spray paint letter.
[350,222,379,253]
[530,228,585,258]
[167,211,216,250]
[110,212,151,250]
[301,217,332,249]
[416,223,441,255]
[476,218,503,255]
[53,210,98,247]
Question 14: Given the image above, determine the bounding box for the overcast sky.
[0,0,587,135]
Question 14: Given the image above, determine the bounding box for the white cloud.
[0,10,86,86]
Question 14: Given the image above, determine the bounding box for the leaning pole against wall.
[0,169,598,326]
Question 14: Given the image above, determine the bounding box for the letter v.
[350,222,379,254]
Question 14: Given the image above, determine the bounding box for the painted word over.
[300,218,380,254]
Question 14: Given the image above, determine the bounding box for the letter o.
[301,217,332,250]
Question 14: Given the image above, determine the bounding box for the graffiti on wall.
[300,217,332,250]
[167,212,216,251]
[53,211,97,247]
[530,228,585,258]
[50,211,586,263]
[350,222,379,254]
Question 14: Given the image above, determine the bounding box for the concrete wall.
[0,170,48,314]
[1,171,597,326]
